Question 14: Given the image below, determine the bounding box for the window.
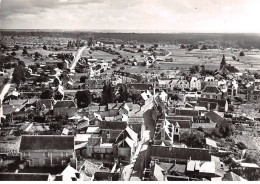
[61,160,67,166]
[24,152,29,157]
[45,152,49,157]
[28,160,33,166]
[107,131,110,139]
[175,128,179,133]
[62,152,67,157]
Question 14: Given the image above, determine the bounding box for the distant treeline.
[1,30,260,49]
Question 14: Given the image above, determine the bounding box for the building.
[19,135,75,167]
[201,86,222,100]
[190,77,202,90]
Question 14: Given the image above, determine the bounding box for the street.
[70,46,87,71]
[0,71,13,123]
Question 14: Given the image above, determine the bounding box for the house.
[53,100,77,116]
[204,76,218,86]
[115,126,138,163]
[165,117,192,133]
[205,111,230,135]
[19,135,75,167]
[99,120,127,143]
[36,99,54,115]
[107,102,133,117]
[176,79,189,89]
[251,90,260,102]
[222,172,247,181]
[156,79,172,91]
[149,146,211,163]
[186,160,224,179]
[197,98,228,112]
[85,79,107,90]
[127,117,145,138]
[190,77,202,91]
[201,86,222,99]
[175,108,200,117]
[153,119,174,146]
[55,164,81,181]
[126,83,153,95]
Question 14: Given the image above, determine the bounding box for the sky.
[0,0,260,33]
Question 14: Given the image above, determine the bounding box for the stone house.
[19,135,75,167]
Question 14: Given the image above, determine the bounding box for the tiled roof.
[252,90,260,96]
[54,100,76,108]
[175,109,199,117]
[150,146,211,161]
[36,99,53,110]
[205,111,228,126]
[126,83,153,91]
[166,119,191,129]
[19,135,74,151]
[0,173,50,181]
[223,172,247,181]
[85,79,107,87]
[197,98,226,107]
[2,105,16,115]
[191,123,217,129]
[202,86,221,94]
[99,121,127,130]
[107,102,133,110]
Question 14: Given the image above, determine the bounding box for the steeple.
[220,54,226,69]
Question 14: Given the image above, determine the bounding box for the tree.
[160,72,165,78]
[14,45,19,51]
[18,60,25,67]
[80,75,88,83]
[22,48,28,55]
[12,65,26,86]
[239,51,245,56]
[201,44,208,50]
[101,83,108,105]
[35,52,41,58]
[180,130,205,148]
[43,45,47,50]
[190,65,199,74]
[75,90,92,108]
[11,52,16,56]
[107,83,115,103]
[154,43,159,49]
[118,85,129,103]
[40,89,53,99]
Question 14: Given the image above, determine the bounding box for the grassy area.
[82,50,118,60]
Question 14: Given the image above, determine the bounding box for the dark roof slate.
[150,146,211,161]
[0,173,50,181]
[19,135,74,151]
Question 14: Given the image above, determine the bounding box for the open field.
[7,48,77,66]
[82,50,118,60]
[159,47,258,71]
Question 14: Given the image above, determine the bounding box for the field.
[6,47,77,67]
[160,46,257,71]
[82,50,118,61]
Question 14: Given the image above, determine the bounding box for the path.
[70,46,87,71]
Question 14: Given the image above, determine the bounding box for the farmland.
[82,50,118,61]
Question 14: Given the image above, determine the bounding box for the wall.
[21,150,74,167]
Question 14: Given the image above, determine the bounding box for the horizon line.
[1,28,260,34]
